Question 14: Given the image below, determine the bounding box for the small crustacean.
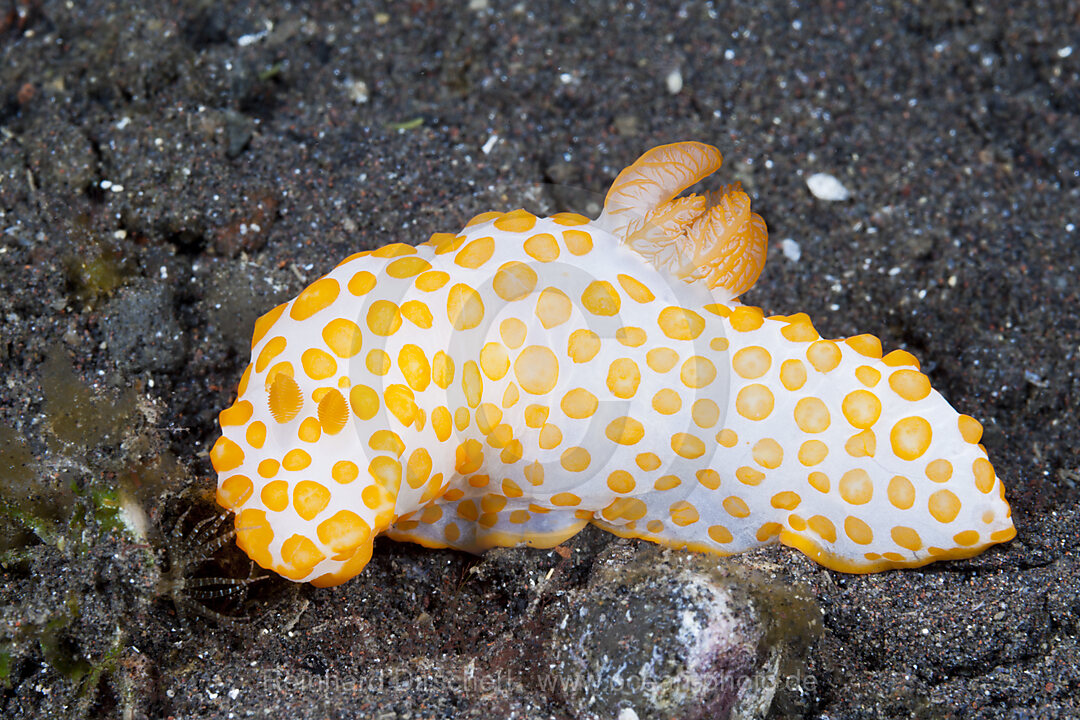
[211,141,1014,586]
[157,508,265,624]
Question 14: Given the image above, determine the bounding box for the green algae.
[0,351,143,553]
[0,647,11,689]
[62,227,135,304]
[38,593,93,684]
[0,346,190,709]
[0,426,67,548]
[386,116,424,130]
[42,352,139,452]
[3,347,179,552]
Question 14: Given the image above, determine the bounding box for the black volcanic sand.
[1,2,1078,718]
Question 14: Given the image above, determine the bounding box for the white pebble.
[806,173,851,201]
[345,78,369,104]
[237,20,272,47]
[481,134,499,155]
[780,238,801,262]
[665,68,683,94]
[618,709,640,720]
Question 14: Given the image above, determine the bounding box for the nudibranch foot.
[387,504,590,554]
[212,141,1014,585]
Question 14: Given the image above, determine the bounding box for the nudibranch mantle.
[212,141,1015,586]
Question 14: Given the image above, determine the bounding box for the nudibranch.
[211,141,1015,586]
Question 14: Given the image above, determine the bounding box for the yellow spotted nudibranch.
[211,141,1015,586]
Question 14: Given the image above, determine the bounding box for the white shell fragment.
[780,238,802,262]
[806,173,852,201]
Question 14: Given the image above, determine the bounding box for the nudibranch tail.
[601,142,767,298]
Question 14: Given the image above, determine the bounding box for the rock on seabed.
[544,544,821,720]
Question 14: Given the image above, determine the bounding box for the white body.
[212,143,1015,585]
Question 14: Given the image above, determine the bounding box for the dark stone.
[101,279,186,373]
[545,546,820,719]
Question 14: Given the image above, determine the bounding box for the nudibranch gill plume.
[211,141,1015,586]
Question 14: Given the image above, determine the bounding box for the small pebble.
[806,172,851,201]
[780,238,801,262]
[345,78,369,104]
[665,68,683,94]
